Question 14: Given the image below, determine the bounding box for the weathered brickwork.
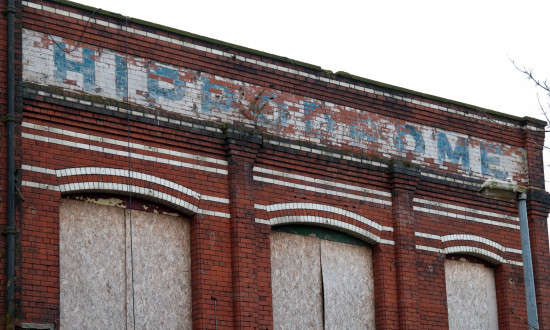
[0,0,547,328]
[22,28,528,185]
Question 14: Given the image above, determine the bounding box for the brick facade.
[0,0,548,328]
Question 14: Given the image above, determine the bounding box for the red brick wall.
[1,0,547,328]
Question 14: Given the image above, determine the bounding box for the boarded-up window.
[445,256,498,330]
[271,227,375,329]
[59,198,192,329]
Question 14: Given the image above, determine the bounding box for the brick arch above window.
[255,202,394,245]
[443,246,506,265]
[56,167,200,215]
[415,232,523,266]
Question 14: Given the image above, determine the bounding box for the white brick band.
[22,131,227,175]
[259,215,393,246]
[23,165,229,204]
[258,202,393,232]
[415,244,522,266]
[23,121,227,167]
[414,198,518,221]
[253,176,391,206]
[415,232,522,254]
[22,180,231,218]
[254,167,391,198]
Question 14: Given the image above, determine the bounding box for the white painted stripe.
[22,132,228,175]
[21,164,56,175]
[254,218,271,225]
[22,180,59,191]
[415,232,522,254]
[416,245,443,254]
[415,232,442,240]
[259,202,392,232]
[254,166,391,198]
[413,206,520,230]
[22,122,227,166]
[254,204,267,210]
[199,195,230,204]
[414,197,518,221]
[199,210,231,218]
[253,176,392,206]
[22,1,540,132]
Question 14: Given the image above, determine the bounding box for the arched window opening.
[445,254,498,330]
[59,195,192,329]
[271,225,376,329]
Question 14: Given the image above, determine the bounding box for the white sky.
[69,0,550,238]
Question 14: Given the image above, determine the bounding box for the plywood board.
[321,240,376,329]
[271,232,323,330]
[60,199,127,329]
[445,259,498,330]
[60,199,192,329]
[126,208,192,329]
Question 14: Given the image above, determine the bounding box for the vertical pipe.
[5,0,16,326]
[517,193,539,329]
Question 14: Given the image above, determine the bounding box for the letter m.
[437,133,469,170]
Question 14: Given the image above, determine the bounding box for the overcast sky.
[70,1,550,181]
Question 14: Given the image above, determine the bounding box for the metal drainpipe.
[517,193,539,330]
[5,0,17,326]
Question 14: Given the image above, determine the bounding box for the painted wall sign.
[22,29,526,183]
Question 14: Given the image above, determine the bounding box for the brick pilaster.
[494,263,527,329]
[526,189,550,329]
[390,161,420,329]
[225,128,262,329]
[521,118,546,190]
[373,244,399,328]
[521,119,550,328]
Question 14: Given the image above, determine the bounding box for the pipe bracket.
[2,226,17,236]
[4,5,15,14]
[2,114,16,123]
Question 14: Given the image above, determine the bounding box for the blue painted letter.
[350,119,379,144]
[303,101,320,133]
[115,55,127,98]
[437,133,469,170]
[394,125,425,155]
[200,77,236,114]
[147,65,186,101]
[54,43,96,92]
[480,142,508,179]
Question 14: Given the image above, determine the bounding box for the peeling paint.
[23,29,527,183]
